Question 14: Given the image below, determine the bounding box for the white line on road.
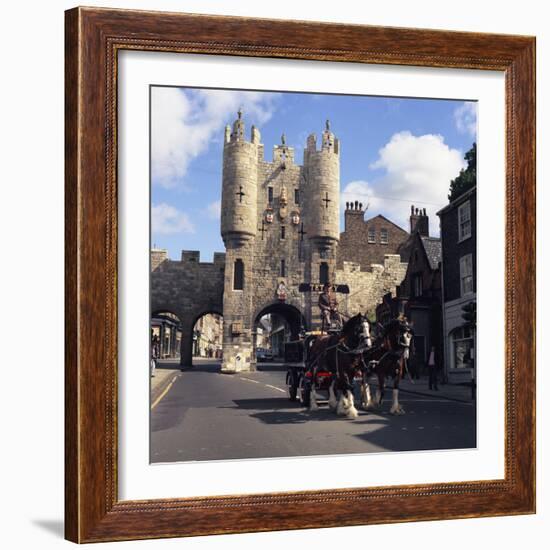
[264,384,287,394]
[240,377,287,394]
[151,375,179,410]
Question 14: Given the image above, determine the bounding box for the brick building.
[337,202,409,270]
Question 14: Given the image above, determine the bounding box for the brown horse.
[306,313,372,419]
[360,319,414,415]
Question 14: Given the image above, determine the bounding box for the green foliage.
[449,143,476,201]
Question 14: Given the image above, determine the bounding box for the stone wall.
[336,254,408,318]
[151,251,225,366]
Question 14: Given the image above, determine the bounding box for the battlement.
[179,250,227,265]
[305,120,340,156]
[272,143,295,164]
[181,250,201,262]
[151,248,168,271]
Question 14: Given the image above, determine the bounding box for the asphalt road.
[151,360,476,463]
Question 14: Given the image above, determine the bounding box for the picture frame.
[65,6,535,543]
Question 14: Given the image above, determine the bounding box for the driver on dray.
[319,283,344,333]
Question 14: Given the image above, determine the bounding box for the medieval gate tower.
[220,109,340,372]
[151,110,408,372]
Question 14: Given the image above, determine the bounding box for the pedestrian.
[428,345,439,390]
[151,332,160,377]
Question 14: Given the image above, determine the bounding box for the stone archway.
[252,302,307,365]
[189,310,224,366]
[150,253,225,366]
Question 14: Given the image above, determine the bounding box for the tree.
[448,143,476,201]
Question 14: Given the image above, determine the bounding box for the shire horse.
[360,318,414,415]
[306,313,372,419]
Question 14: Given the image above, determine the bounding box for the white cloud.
[454,102,477,137]
[342,131,466,235]
[152,203,195,235]
[205,200,221,221]
[151,87,280,189]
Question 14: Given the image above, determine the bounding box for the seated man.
[318,283,344,332]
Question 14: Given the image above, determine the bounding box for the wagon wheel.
[299,375,311,408]
[286,370,298,401]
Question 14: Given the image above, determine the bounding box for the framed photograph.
[65,7,535,543]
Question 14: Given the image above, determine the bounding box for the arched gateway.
[150,112,409,371]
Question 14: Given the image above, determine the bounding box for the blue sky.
[151,86,476,261]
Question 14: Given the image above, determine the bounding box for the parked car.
[256,348,273,362]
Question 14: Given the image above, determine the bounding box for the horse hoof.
[347,408,359,419]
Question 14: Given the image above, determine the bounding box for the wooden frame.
[65,6,536,543]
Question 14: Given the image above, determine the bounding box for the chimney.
[409,204,429,236]
[344,200,366,232]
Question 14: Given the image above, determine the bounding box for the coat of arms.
[276,281,287,301]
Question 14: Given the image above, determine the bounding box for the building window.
[380,228,388,244]
[320,262,329,285]
[280,259,286,277]
[450,327,474,369]
[281,226,285,239]
[459,254,474,296]
[268,186,273,203]
[412,273,423,297]
[368,228,376,243]
[233,259,244,290]
[294,189,299,204]
[458,201,472,241]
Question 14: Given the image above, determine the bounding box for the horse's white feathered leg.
[310,381,319,411]
[362,383,374,410]
[390,388,405,415]
[328,380,338,410]
[346,391,359,419]
[336,392,348,416]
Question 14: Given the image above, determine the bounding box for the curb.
[398,386,474,404]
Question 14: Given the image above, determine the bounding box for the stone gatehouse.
[151,111,409,371]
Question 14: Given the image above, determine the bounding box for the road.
[151,359,476,463]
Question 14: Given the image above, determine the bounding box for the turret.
[303,120,340,250]
[220,109,259,246]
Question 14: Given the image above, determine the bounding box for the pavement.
[398,376,474,403]
[150,359,476,463]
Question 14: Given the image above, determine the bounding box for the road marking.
[151,375,179,410]
[240,377,287,394]
[265,384,287,394]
